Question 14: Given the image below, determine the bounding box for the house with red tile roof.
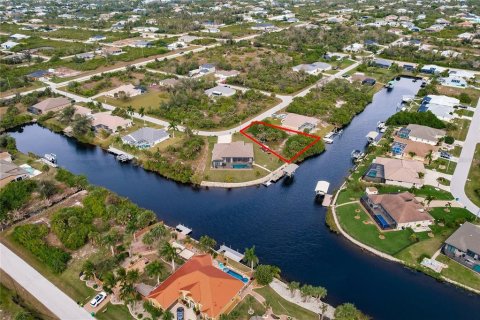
[147,254,244,319]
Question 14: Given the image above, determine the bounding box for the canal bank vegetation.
[286,79,374,127]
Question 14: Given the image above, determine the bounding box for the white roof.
[426,95,460,107]
[219,245,245,262]
[175,224,192,235]
[315,181,330,193]
[366,131,379,139]
[179,249,195,260]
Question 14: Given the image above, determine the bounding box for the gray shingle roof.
[445,222,480,254]
[121,127,169,146]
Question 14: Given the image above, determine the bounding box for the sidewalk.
[0,243,93,320]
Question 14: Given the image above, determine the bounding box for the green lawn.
[447,118,471,141]
[465,144,480,207]
[336,203,428,255]
[98,91,170,112]
[437,254,480,291]
[426,158,457,175]
[230,295,266,319]
[254,286,318,320]
[96,303,134,320]
[454,109,474,117]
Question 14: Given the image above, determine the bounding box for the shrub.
[254,265,280,285]
[444,136,455,144]
[386,111,446,129]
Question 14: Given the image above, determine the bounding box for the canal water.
[9,78,480,319]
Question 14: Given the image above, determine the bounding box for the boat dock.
[175,224,192,235]
[218,245,245,262]
[39,158,58,168]
[283,163,299,177]
[322,194,333,206]
[107,147,135,162]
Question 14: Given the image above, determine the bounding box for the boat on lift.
[44,153,57,163]
[351,149,365,160]
[385,80,395,90]
[377,121,386,133]
[402,95,414,103]
[315,181,330,197]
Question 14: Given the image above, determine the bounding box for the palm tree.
[320,303,328,320]
[119,282,136,306]
[425,194,435,209]
[425,149,433,165]
[288,281,300,297]
[160,242,178,271]
[82,260,96,281]
[116,267,127,284]
[126,269,140,284]
[145,260,166,285]
[312,286,327,302]
[244,246,259,271]
[139,107,146,125]
[168,121,178,138]
[127,106,134,120]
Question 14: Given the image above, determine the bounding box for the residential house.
[0,160,29,188]
[391,137,438,162]
[215,70,240,82]
[344,43,364,52]
[88,35,106,42]
[458,32,475,40]
[104,84,144,98]
[440,76,467,88]
[26,70,51,80]
[420,64,446,74]
[129,40,152,48]
[1,41,19,49]
[189,63,216,77]
[372,58,393,68]
[10,33,29,40]
[167,41,186,51]
[364,157,425,188]
[100,46,123,56]
[0,152,12,162]
[28,97,71,115]
[443,222,480,273]
[397,124,446,146]
[91,112,133,133]
[418,95,460,122]
[292,62,331,75]
[251,23,276,31]
[74,105,93,117]
[75,52,95,60]
[281,113,319,132]
[121,127,169,148]
[361,192,434,230]
[204,85,236,98]
[158,78,180,88]
[147,255,245,319]
[211,141,254,169]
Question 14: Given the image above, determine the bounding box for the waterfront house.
[364,157,425,188]
[91,112,133,133]
[443,222,480,273]
[147,255,244,320]
[0,160,29,188]
[211,141,254,169]
[418,95,460,122]
[392,137,438,163]
[121,127,169,148]
[205,85,236,98]
[292,62,332,75]
[361,192,434,230]
[281,113,319,132]
[398,124,446,146]
[28,97,71,115]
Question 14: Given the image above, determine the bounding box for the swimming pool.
[225,268,249,283]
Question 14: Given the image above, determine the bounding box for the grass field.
[437,254,480,291]
[231,295,266,319]
[98,90,170,111]
[426,158,457,175]
[447,118,471,141]
[465,144,480,207]
[335,203,427,255]
[96,303,133,320]
[254,286,318,320]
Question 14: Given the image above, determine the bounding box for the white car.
[90,292,107,308]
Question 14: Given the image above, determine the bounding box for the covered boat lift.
[218,245,245,262]
[366,131,379,144]
[315,181,330,196]
[175,224,192,235]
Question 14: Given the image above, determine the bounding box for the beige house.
[91,112,133,133]
[281,113,319,132]
[373,157,425,188]
[212,141,254,169]
[361,192,434,230]
[28,97,71,115]
[0,160,29,188]
[103,84,143,98]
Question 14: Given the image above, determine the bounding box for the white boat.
[351,149,364,160]
[315,181,330,196]
[402,95,414,103]
[44,153,57,163]
[263,181,272,187]
[324,132,334,139]
[323,138,334,144]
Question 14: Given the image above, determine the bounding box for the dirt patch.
[378,234,385,240]
[354,215,360,220]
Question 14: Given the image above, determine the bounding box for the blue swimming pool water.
[225,268,249,283]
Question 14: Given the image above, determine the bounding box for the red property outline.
[240,121,321,163]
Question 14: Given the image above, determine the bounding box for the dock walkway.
[200,164,288,188]
[107,146,135,160]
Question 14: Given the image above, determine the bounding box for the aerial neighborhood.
[1,0,480,320]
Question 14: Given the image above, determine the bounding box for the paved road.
[0,243,93,320]
[450,98,480,216]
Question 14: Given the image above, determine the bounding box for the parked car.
[177,307,184,320]
[90,292,107,308]
[440,151,451,159]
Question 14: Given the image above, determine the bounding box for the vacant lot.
[465,144,480,207]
